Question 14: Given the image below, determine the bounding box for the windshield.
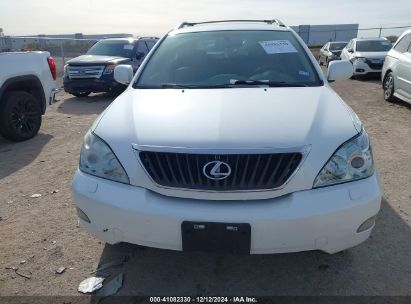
[356,40,392,52]
[135,30,322,88]
[86,40,135,58]
[329,43,346,51]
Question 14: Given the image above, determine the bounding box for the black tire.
[0,91,42,142]
[326,58,329,68]
[383,72,396,102]
[72,91,91,98]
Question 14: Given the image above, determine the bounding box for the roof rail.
[176,19,286,29]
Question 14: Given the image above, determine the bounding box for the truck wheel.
[0,91,42,141]
[383,72,396,102]
[72,91,91,98]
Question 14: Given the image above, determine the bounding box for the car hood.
[354,51,388,59]
[67,55,130,65]
[95,86,359,151]
[93,86,361,199]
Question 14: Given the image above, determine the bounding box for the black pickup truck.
[63,37,158,97]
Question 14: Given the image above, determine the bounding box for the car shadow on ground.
[391,99,411,110]
[89,197,410,298]
[56,92,119,116]
[351,75,381,85]
[0,133,53,179]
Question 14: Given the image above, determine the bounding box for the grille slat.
[266,154,284,186]
[139,151,302,191]
[175,154,187,185]
[165,153,178,183]
[257,154,272,187]
[154,153,170,183]
[184,154,194,185]
[68,65,104,79]
[249,155,262,186]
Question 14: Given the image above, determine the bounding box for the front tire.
[383,72,396,102]
[72,91,91,98]
[0,91,42,141]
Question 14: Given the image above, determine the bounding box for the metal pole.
[60,42,65,71]
[379,27,382,37]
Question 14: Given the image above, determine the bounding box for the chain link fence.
[293,24,411,47]
[0,37,98,78]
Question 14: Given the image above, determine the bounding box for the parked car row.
[319,37,391,76]
[319,30,411,106]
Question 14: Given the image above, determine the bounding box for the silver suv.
[382,29,411,104]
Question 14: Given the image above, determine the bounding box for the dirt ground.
[0,67,411,298]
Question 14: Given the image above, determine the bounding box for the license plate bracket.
[182,221,251,254]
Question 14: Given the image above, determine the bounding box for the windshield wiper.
[159,84,232,89]
[135,84,232,89]
[231,80,308,87]
[135,81,310,89]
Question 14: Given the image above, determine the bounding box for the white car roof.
[171,21,290,35]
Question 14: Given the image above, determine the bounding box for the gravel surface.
[0,69,410,296]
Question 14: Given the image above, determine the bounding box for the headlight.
[79,131,129,184]
[313,130,374,188]
[103,64,116,74]
[353,57,366,63]
[64,64,69,75]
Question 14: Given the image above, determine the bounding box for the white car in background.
[72,20,382,255]
[382,29,411,104]
[340,37,392,77]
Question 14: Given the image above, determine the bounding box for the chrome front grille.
[68,65,105,79]
[139,151,303,191]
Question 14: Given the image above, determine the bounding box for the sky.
[1,0,411,37]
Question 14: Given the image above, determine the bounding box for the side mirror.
[347,48,354,53]
[114,65,133,85]
[136,52,145,60]
[327,60,353,82]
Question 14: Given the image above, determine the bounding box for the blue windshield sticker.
[299,70,310,77]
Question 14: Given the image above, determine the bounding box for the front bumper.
[72,170,382,254]
[63,75,125,94]
[352,60,383,76]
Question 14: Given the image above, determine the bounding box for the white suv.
[72,20,382,254]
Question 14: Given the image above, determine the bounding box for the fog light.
[76,207,91,223]
[357,215,376,233]
[355,69,365,73]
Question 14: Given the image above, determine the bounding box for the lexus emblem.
[203,161,231,180]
